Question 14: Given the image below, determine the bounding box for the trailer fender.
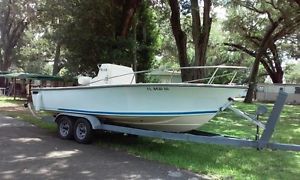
[55,113,101,130]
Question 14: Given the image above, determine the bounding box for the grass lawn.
[0,96,299,179]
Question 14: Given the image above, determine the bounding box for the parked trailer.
[53,91,300,152]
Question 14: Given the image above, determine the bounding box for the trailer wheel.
[74,118,93,144]
[57,116,74,140]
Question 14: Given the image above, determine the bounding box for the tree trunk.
[1,47,13,71]
[244,17,283,103]
[191,0,201,79]
[190,0,212,80]
[224,42,284,85]
[0,0,29,72]
[119,0,141,37]
[168,0,190,81]
[132,16,138,72]
[269,42,284,83]
[0,51,5,87]
[244,59,259,103]
[269,70,284,83]
[52,42,62,76]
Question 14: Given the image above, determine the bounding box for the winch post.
[257,91,288,150]
[255,105,268,141]
[255,125,259,141]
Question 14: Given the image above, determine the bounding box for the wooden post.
[27,79,32,102]
[13,78,16,100]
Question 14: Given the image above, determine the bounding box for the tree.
[39,0,158,79]
[285,63,300,84]
[38,0,74,76]
[153,2,251,74]
[224,0,300,102]
[167,0,212,81]
[0,0,38,71]
[190,0,212,78]
[56,0,126,75]
[168,0,189,81]
[134,1,159,81]
[118,0,142,37]
[16,29,51,74]
[26,0,143,77]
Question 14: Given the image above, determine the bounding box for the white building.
[256,83,300,104]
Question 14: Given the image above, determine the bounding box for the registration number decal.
[147,87,170,91]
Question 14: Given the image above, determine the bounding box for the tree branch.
[269,42,282,72]
[292,0,300,6]
[119,0,141,37]
[263,53,275,72]
[9,19,27,49]
[240,2,265,14]
[265,0,279,10]
[240,1,275,23]
[260,56,274,75]
[224,43,256,57]
[273,18,300,40]
[266,11,274,23]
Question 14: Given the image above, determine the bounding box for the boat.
[31,64,247,132]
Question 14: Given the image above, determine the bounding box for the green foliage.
[207,20,247,66]
[1,0,159,77]
[38,0,123,76]
[0,0,40,71]
[16,29,51,74]
[152,3,253,72]
[49,0,159,77]
[205,19,254,85]
[285,63,300,84]
[151,2,179,69]
[223,0,300,82]
[135,1,160,81]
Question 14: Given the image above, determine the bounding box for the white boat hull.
[32,83,246,132]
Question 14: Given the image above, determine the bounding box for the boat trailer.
[51,91,299,151]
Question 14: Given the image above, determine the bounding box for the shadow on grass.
[94,102,300,179]
[94,131,300,179]
[201,102,300,144]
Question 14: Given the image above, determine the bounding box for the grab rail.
[85,66,248,86]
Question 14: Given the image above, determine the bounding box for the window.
[295,87,300,94]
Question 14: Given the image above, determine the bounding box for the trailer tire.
[74,118,93,144]
[57,116,74,140]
